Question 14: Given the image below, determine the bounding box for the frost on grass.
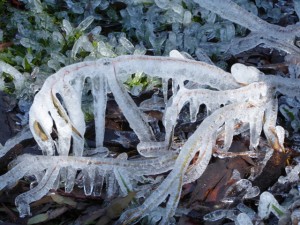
[0,53,299,224]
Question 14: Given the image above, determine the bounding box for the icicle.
[82,167,96,196]
[49,92,73,156]
[65,166,77,193]
[106,64,155,142]
[59,167,67,185]
[263,99,282,151]
[223,119,235,151]
[162,78,168,104]
[106,172,118,198]
[93,168,105,196]
[114,168,132,196]
[52,170,61,190]
[172,79,179,96]
[189,98,199,123]
[92,75,107,148]
[249,108,264,149]
[276,126,285,150]
[58,76,85,156]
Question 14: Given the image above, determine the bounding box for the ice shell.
[235,213,253,225]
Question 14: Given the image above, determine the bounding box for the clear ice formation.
[0,125,32,158]
[203,209,240,222]
[0,53,299,224]
[0,1,300,223]
[197,0,300,55]
[0,61,25,90]
[235,213,253,225]
[204,191,287,223]
[258,191,287,219]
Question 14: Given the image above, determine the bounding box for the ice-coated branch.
[0,151,177,216]
[29,55,241,157]
[232,63,300,97]
[197,0,300,43]
[195,0,300,55]
[117,101,269,225]
[163,82,269,147]
[0,54,297,224]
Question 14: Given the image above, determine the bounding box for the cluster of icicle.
[0,1,300,224]
[0,52,299,224]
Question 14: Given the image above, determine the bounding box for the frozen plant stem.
[197,0,300,43]
[196,0,300,55]
[0,54,299,224]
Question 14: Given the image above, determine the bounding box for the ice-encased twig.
[29,55,240,157]
[197,0,300,43]
[0,151,177,216]
[111,56,239,90]
[116,101,269,225]
[163,82,269,148]
[0,54,295,224]
[16,166,60,217]
[232,63,300,97]
[195,0,300,55]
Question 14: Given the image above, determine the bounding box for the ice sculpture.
[0,54,299,225]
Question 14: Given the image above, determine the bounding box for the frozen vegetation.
[0,0,300,224]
